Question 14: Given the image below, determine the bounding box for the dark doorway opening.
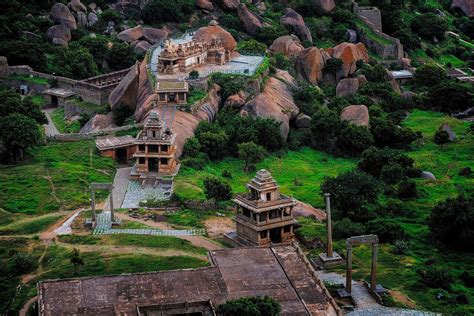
[51,95,58,107]
[116,148,127,164]
[169,94,176,102]
[149,158,159,172]
[269,227,282,243]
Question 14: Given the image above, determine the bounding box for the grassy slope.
[50,108,82,133]
[300,110,473,314]
[0,141,115,215]
[175,147,356,207]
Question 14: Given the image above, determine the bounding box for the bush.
[217,296,280,316]
[429,195,474,249]
[366,218,406,243]
[189,70,199,79]
[392,239,409,255]
[236,39,267,55]
[182,137,201,157]
[434,129,450,146]
[182,153,208,170]
[336,124,374,156]
[112,103,134,126]
[333,218,366,239]
[397,179,417,199]
[410,13,448,39]
[238,141,266,172]
[9,253,36,274]
[203,177,232,201]
[419,266,453,289]
[427,80,474,114]
[413,63,446,89]
[142,0,194,24]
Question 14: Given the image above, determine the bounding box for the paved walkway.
[42,108,59,137]
[103,167,131,211]
[347,307,440,315]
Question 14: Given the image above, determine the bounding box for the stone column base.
[318,251,344,267]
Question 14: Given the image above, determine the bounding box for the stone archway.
[344,234,385,297]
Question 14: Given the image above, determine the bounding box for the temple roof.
[144,111,163,129]
[248,169,279,191]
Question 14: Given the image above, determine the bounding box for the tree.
[370,116,420,149]
[9,253,36,275]
[238,141,266,172]
[70,248,84,276]
[320,170,380,221]
[77,35,110,66]
[413,63,446,89]
[333,218,366,239]
[434,129,450,147]
[410,13,448,40]
[182,137,201,157]
[427,80,473,114]
[366,218,406,243]
[358,147,417,182]
[112,103,134,126]
[197,130,229,160]
[336,124,374,155]
[0,90,47,124]
[0,113,42,163]
[106,42,136,71]
[429,195,474,249]
[50,47,99,80]
[0,40,49,72]
[324,58,343,82]
[310,108,341,150]
[236,39,267,55]
[217,296,281,316]
[203,177,232,201]
[142,0,194,24]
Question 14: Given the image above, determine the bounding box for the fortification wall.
[355,16,403,59]
[358,7,382,32]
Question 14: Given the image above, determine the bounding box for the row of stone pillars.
[90,183,115,224]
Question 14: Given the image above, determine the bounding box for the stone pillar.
[371,243,378,290]
[325,193,333,258]
[91,190,96,221]
[346,244,352,293]
[109,188,114,223]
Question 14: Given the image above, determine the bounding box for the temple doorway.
[270,228,282,243]
[51,95,58,107]
[116,148,127,164]
[149,158,159,172]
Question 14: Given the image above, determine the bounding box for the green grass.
[175,147,356,207]
[354,18,394,45]
[0,141,115,214]
[296,110,473,314]
[28,95,47,108]
[437,54,465,68]
[0,215,63,235]
[7,74,49,85]
[50,108,82,133]
[166,209,234,228]
[67,97,108,113]
[187,88,207,105]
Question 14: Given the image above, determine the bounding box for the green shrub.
[333,218,366,239]
[8,253,36,275]
[419,266,453,289]
[366,218,406,243]
[217,296,280,316]
[203,177,232,201]
[392,239,409,255]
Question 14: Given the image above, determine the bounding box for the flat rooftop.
[390,70,413,79]
[156,81,188,92]
[42,88,75,98]
[38,244,339,315]
[96,135,135,150]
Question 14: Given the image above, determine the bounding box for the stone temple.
[227,169,297,246]
[130,111,180,181]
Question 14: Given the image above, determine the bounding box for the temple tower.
[130,111,179,180]
[233,169,297,245]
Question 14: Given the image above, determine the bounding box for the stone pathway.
[53,210,82,235]
[347,307,440,315]
[103,167,131,211]
[93,211,204,237]
[316,271,379,309]
[42,108,59,137]
[121,180,172,209]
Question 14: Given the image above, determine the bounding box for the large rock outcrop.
[220,0,240,11]
[142,27,168,44]
[295,47,330,84]
[46,25,72,44]
[241,70,299,140]
[325,42,369,78]
[280,8,312,44]
[80,113,116,133]
[269,35,304,57]
[238,4,267,36]
[313,0,335,14]
[452,0,474,17]
[117,26,143,43]
[69,0,87,12]
[0,56,10,77]
[196,0,214,11]
[50,3,77,30]
[336,78,360,97]
[193,20,237,51]
[109,62,139,110]
[340,105,369,126]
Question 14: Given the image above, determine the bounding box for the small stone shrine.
[129,111,180,181]
[228,169,297,246]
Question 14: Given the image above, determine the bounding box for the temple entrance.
[169,94,176,102]
[149,158,159,172]
[116,148,127,164]
[51,95,58,107]
[269,227,282,243]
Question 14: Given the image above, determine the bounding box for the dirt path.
[114,212,223,251]
[389,290,417,308]
[55,241,208,260]
[19,295,38,316]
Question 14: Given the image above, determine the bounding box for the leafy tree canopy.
[217,296,281,316]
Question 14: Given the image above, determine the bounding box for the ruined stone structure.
[157,35,231,75]
[130,111,179,180]
[357,6,382,32]
[38,244,341,315]
[230,170,297,246]
[156,81,189,104]
[95,135,136,163]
